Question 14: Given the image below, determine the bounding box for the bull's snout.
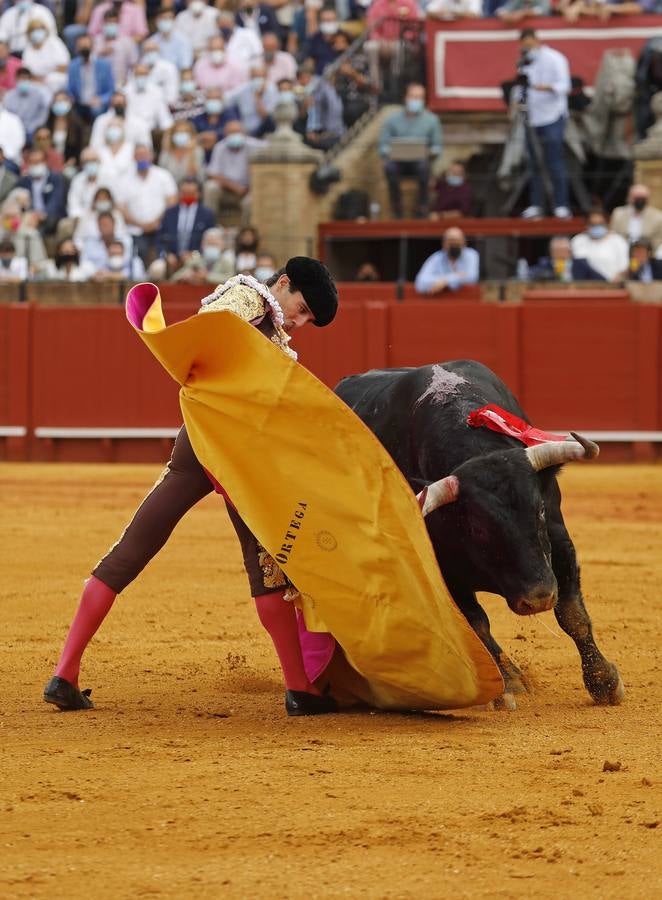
[512,587,558,616]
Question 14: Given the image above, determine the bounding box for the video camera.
[516,50,533,88]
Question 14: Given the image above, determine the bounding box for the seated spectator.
[226,62,279,138]
[570,209,629,282]
[97,117,137,181]
[16,146,67,236]
[26,126,64,174]
[561,0,649,21]
[155,176,215,275]
[35,236,95,280]
[621,238,662,282]
[610,184,662,253]
[141,37,180,108]
[365,0,422,93]
[22,17,70,96]
[0,104,26,167]
[124,62,174,133]
[67,147,103,222]
[0,147,19,202]
[0,237,28,282]
[235,0,280,37]
[293,61,345,152]
[93,8,139,88]
[234,225,261,272]
[497,0,550,24]
[304,7,344,76]
[88,0,148,44]
[414,227,479,294]
[262,31,297,86]
[331,30,371,128]
[529,236,605,282]
[91,91,152,150]
[169,226,235,284]
[91,236,145,281]
[0,0,56,56]
[218,10,264,70]
[290,0,321,59]
[73,185,128,247]
[194,35,247,93]
[426,0,481,18]
[46,89,87,162]
[430,160,473,219]
[0,188,48,265]
[379,82,442,219]
[356,261,381,281]
[175,0,220,56]
[171,69,206,122]
[204,121,263,222]
[115,144,178,263]
[192,87,240,158]
[158,120,205,182]
[80,211,142,278]
[254,251,276,282]
[0,39,22,91]
[67,33,115,122]
[152,7,193,72]
[4,67,50,140]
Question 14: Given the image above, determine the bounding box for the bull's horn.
[526,433,599,472]
[417,475,459,516]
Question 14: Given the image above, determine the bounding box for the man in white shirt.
[570,209,629,282]
[0,106,26,164]
[0,0,56,55]
[518,28,571,220]
[218,10,263,69]
[262,31,297,85]
[90,91,153,149]
[174,0,219,53]
[124,62,174,132]
[141,37,180,106]
[67,147,104,218]
[22,21,70,96]
[115,144,177,262]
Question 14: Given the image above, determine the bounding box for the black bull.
[335,360,624,708]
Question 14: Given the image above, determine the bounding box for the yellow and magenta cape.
[126,283,503,710]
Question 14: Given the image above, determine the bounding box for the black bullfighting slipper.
[43,676,94,711]
[285,689,338,717]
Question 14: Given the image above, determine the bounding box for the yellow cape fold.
[127,284,503,710]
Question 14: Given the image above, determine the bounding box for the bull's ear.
[417,475,460,516]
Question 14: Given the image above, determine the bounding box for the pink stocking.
[254,591,320,694]
[54,576,117,687]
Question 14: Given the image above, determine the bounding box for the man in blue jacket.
[156,177,216,274]
[16,147,68,236]
[67,32,115,122]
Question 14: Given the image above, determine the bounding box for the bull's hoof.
[586,663,625,706]
[492,691,518,711]
[498,653,530,695]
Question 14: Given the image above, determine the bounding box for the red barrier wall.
[2,299,661,462]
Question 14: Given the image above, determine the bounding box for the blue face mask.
[278,90,295,105]
[226,133,246,150]
[136,159,151,172]
[84,160,99,177]
[52,99,71,116]
[588,224,607,240]
[446,174,464,187]
[405,98,424,114]
[143,52,158,67]
[171,131,190,147]
[17,80,31,95]
[205,98,223,115]
[104,23,119,38]
[203,245,221,262]
[29,28,46,44]
[181,79,196,94]
[134,75,148,91]
[157,18,173,33]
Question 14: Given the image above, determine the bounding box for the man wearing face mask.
[170,226,235,284]
[171,68,206,121]
[262,31,297,85]
[0,237,27,282]
[304,7,342,75]
[235,0,280,38]
[88,0,148,43]
[156,176,215,273]
[67,33,115,122]
[204,120,264,220]
[225,62,279,138]
[414,226,479,294]
[294,61,345,151]
[193,34,247,93]
[151,7,193,72]
[124,62,174,132]
[191,86,240,158]
[430,159,473,219]
[140,36,179,107]
[610,184,662,253]
[379,82,441,219]
[217,9,263,70]
[570,208,629,282]
[0,0,56,56]
[22,19,70,96]
[175,0,221,55]
[517,29,572,220]
[90,90,153,149]
[4,67,49,140]
[93,9,139,88]
[67,146,105,223]
[16,146,68,236]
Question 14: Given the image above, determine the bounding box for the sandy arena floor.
[0,462,660,899]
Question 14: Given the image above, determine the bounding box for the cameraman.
[517,29,571,220]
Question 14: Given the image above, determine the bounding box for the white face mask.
[210,49,225,65]
[236,252,256,270]
[254,266,275,282]
[319,21,339,35]
[108,254,124,270]
[190,0,205,14]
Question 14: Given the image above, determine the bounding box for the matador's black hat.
[285,256,338,328]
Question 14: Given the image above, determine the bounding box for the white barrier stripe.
[555,432,662,442]
[0,426,27,437]
[434,26,655,42]
[34,427,180,439]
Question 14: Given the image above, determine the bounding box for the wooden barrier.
[1,297,660,462]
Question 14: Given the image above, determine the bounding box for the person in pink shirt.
[365,0,421,91]
[88,0,148,43]
[0,39,21,90]
[262,31,297,85]
[193,34,248,93]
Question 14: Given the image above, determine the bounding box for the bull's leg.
[449,586,530,708]
[548,526,625,705]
